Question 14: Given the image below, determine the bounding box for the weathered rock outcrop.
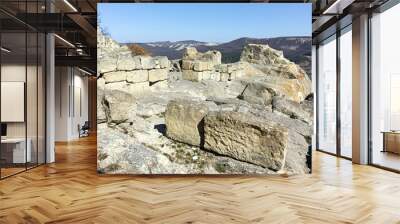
[98,32,313,175]
[240,44,312,103]
[272,96,313,125]
[165,100,209,146]
[204,111,288,171]
[240,44,291,65]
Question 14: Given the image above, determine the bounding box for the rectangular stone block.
[220,72,229,82]
[202,71,211,80]
[231,70,245,79]
[204,111,288,171]
[182,60,194,70]
[103,71,127,83]
[126,70,148,83]
[210,72,221,81]
[148,68,168,82]
[117,53,137,71]
[165,100,209,146]
[132,56,143,69]
[182,70,202,82]
[154,56,170,69]
[215,64,228,73]
[98,57,117,74]
[140,56,156,69]
[104,82,134,123]
[194,61,213,71]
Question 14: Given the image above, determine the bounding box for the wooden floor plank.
[0,135,400,223]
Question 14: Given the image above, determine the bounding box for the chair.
[79,121,90,138]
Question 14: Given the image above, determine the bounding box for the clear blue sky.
[98,3,311,43]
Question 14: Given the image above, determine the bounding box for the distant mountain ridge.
[124,36,311,76]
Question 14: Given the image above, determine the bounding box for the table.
[382,131,400,154]
[1,138,31,163]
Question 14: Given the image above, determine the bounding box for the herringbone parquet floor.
[1,135,400,224]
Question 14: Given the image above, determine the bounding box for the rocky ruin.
[97,31,313,175]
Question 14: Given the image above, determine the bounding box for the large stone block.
[194,61,213,71]
[183,47,198,60]
[230,69,245,79]
[240,81,273,106]
[154,56,170,69]
[215,64,228,73]
[220,72,229,82]
[272,96,313,125]
[182,70,202,82]
[148,68,168,82]
[202,71,211,80]
[261,76,311,103]
[103,71,127,83]
[140,56,156,69]
[210,72,220,81]
[165,100,209,146]
[104,83,135,123]
[126,70,148,83]
[240,44,289,65]
[247,109,311,174]
[204,111,288,170]
[117,53,137,71]
[182,60,195,70]
[98,56,117,74]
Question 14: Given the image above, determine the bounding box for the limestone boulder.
[204,111,288,171]
[239,81,273,106]
[182,47,198,60]
[103,83,135,123]
[246,109,312,174]
[165,100,209,146]
[272,96,313,125]
[240,44,312,98]
[240,76,311,104]
[240,44,290,66]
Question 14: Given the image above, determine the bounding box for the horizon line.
[117,35,312,44]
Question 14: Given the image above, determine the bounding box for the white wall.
[55,67,89,141]
[312,45,317,150]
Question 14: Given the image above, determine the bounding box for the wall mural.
[97,3,313,175]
